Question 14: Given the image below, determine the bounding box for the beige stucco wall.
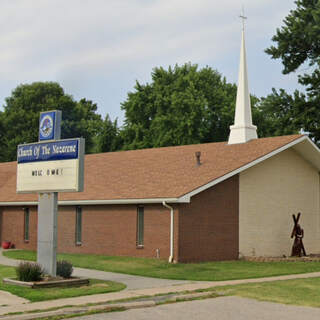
[239,148,320,257]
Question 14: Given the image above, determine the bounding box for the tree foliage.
[97,114,123,152]
[258,89,305,135]
[265,0,320,144]
[120,63,263,149]
[266,0,320,92]
[2,82,103,161]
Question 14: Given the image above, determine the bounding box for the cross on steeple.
[239,8,247,31]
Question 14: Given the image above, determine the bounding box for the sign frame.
[16,138,85,194]
[39,110,61,141]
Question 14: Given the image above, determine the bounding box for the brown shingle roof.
[0,134,304,203]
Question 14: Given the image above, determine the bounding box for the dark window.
[24,208,30,242]
[75,206,82,245]
[137,207,144,247]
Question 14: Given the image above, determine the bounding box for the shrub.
[16,262,44,282]
[56,260,73,278]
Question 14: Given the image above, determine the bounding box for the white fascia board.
[59,198,189,205]
[180,135,309,201]
[0,197,190,207]
[0,201,38,206]
[304,136,320,152]
[292,136,320,171]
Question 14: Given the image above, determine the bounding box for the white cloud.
[0,0,297,122]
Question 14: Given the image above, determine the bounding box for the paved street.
[71,296,320,320]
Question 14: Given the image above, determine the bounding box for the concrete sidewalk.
[0,249,192,290]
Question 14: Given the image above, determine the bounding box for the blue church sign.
[17,139,79,164]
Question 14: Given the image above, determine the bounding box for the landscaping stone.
[3,277,89,288]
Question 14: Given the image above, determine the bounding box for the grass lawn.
[4,250,320,281]
[215,277,320,308]
[0,264,125,303]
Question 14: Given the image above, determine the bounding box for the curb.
[0,292,214,320]
[0,301,156,320]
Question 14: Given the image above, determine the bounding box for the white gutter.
[0,201,38,206]
[162,201,174,263]
[0,197,190,206]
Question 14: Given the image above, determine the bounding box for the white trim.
[162,201,174,263]
[0,197,190,207]
[304,136,320,153]
[0,201,38,206]
[59,198,190,205]
[180,135,309,200]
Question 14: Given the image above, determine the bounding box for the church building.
[0,27,320,262]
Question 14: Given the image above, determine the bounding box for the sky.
[0,0,300,125]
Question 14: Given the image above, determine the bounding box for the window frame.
[75,206,82,245]
[24,208,30,242]
[136,206,144,248]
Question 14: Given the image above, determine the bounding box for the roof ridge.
[86,134,305,158]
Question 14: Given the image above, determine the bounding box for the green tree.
[257,89,306,135]
[97,114,123,152]
[266,0,320,93]
[2,82,103,161]
[0,113,7,162]
[121,63,263,149]
[265,0,320,144]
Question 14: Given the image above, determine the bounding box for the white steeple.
[228,14,257,144]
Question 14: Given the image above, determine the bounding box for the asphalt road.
[71,296,320,320]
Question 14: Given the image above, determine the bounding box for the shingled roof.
[0,134,316,205]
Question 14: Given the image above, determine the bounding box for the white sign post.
[16,111,84,276]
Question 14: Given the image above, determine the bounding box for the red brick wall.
[177,175,239,262]
[1,206,38,250]
[57,204,172,258]
[1,177,238,262]
[1,204,173,259]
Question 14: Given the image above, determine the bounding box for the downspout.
[162,201,174,263]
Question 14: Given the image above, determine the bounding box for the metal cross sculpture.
[291,212,306,257]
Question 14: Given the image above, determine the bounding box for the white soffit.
[292,137,320,171]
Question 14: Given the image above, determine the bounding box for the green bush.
[16,262,44,282]
[56,260,73,278]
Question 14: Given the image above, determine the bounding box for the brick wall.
[178,175,239,262]
[1,181,238,262]
[1,204,173,259]
[1,206,38,250]
[57,204,172,258]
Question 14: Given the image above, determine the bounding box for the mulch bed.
[243,254,320,262]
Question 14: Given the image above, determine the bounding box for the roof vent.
[195,151,201,166]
